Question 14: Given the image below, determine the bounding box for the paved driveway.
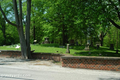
[0,57,120,80]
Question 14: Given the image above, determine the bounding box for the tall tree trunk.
[62,25,65,45]
[33,21,35,40]
[26,0,31,59]
[13,0,27,58]
[90,37,93,47]
[2,24,6,45]
[1,18,6,45]
[0,0,31,59]
[62,25,68,45]
[100,32,104,46]
[32,10,35,41]
[17,27,27,58]
[116,28,118,54]
[100,38,103,46]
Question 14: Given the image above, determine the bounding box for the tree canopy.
[0,0,120,56]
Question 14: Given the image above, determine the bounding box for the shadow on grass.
[94,46,120,51]
[40,43,60,47]
[74,51,120,57]
[72,45,120,57]
[71,45,85,50]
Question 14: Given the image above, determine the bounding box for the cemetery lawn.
[0,44,120,57]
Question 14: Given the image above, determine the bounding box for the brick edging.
[62,56,120,60]
[62,56,120,71]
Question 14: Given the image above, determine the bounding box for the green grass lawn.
[0,44,120,57]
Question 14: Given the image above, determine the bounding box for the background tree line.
[0,0,120,49]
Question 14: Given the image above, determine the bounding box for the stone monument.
[84,40,90,51]
[44,37,49,44]
[84,44,90,51]
[66,44,70,53]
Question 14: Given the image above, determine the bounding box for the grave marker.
[44,37,49,44]
[66,44,70,53]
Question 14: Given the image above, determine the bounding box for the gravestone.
[84,40,90,51]
[96,42,101,46]
[84,44,90,51]
[66,44,70,53]
[87,40,90,45]
[44,37,49,44]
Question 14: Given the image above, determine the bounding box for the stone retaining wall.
[1,50,120,71]
[31,53,62,62]
[62,56,120,71]
[0,50,21,57]
[0,50,62,61]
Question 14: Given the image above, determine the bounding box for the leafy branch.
[0,5,17,27]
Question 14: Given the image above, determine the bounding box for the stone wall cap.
[33,52,63,56]
[61,56,120,60]
[0,50,21,52]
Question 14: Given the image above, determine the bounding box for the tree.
[78,0,120,29]
[30,0,45,43]
[0,0,31,59]
[99,26,110,46]
[0,16,6,45]
[43,0,79,45]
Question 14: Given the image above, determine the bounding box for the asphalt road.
[0,58,120,80]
